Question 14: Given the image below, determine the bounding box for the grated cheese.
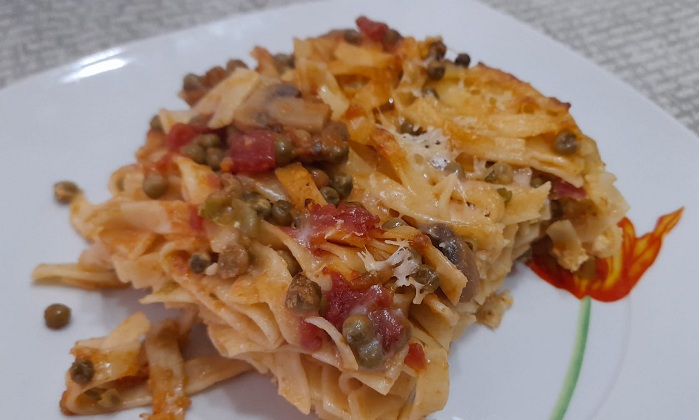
[390,127,458,172]
[358,239,431,304]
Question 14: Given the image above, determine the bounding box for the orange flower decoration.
[527,208,684,302]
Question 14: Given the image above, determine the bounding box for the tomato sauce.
[404,343,427,371]
[551,178,586,200]
[188,206,205,233]
[527,208,683,301]
[227,129,276,173]
[356,16,388,42]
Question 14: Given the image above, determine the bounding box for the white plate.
[2,0,698,418]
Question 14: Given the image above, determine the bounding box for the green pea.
[70,359,95,385]
[182,73,203,91]
[326,143,349,163]
[412,264,440,294]
[484,162,514,184]
[214,206,237,225]
[206,147,225,171]
[530,176,545,188]
[356,338,384,369]
[149,115,162,131]
[285,274,322,313]
[180,142,206,164]
[381,28,403,49]
[381,218,406,229]
[200,191,232,221]
[330,172,353,198]
[142,173,169,199]
[244,192,272,219]
[44,303,71,329]
[342,314,375,347]
[454,53,471,67]
[231,199,259,237]
[196,133,221,149]
[203,66,227,86]
[277,250,301,276]
[554,131,579,155]
[189,253,212,274]
[271,200,294,226]
[343,29,362,44]
[309,168,330,188]
[320,186,340,206]
[217,244,249,279]
[226,59,248,71]
[426,60,446,80]
[274,135,295,166]
[429,40,447,59]
[497,188,512,204]
[53,181,81,204]
[444,161,465,178]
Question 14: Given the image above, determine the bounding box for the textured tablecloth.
[2,0,698,135]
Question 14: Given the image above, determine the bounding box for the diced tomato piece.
[323,271,367,329]
[405,343,427,370]
[310,202,381,237]
[288,203,381,251]
[356,16,388,42]
[299,319,324,351]
[551,178,586,200]
[227,130,276,173]
[166,123,199,150]
[369,308,408,352]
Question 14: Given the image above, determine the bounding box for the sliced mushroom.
[233,83,330,132]
[420,223,481,302]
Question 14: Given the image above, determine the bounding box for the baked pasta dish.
[35,16,629,419]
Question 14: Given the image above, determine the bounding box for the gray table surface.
[2,0,698,135]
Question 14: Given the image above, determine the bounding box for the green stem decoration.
[550,296,591,420]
